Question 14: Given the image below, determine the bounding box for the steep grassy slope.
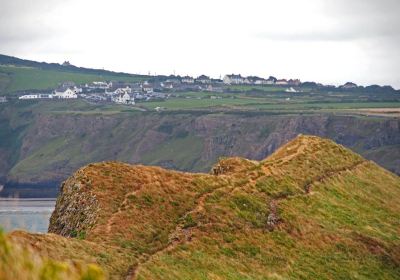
[4,135,399,279]
[1,101,399,185]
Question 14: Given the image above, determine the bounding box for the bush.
[182,214,197,229]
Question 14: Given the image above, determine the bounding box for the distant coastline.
[0,181,59,198]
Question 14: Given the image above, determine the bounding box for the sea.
[0,185,57,233]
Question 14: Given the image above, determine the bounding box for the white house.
[196,75,211,84]
[142,83,154,93]
[85,82,110,89]
[161,82,174,89]
[114,87,132,94]
[93,81,110,89]
[265,76,277,85]
[38,94,53,99]
[113,92,134,104]
[181,76,194,84]
[250,77,267,85]
[54,88,78,99]
[276,79,289,86]
[244,78,252,84]
[206,85,223,93]
[19,94,54,100]
[288,79,301,86]
[19,94,39,100]
[165,78,181,84]
[223,74,245,85]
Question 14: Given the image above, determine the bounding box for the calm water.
[0,198,56,233]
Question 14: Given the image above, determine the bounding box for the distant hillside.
[1,101,399,187]
[0,54,147,79]
[0,54,148,95]
[2,135,400,279]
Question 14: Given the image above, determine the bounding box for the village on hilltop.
[12,73,362,105]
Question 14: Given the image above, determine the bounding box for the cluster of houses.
[0,96,7,103]
[151,74,302,87]
[14,73,363,104]
[14,74,304,104]
[15,77,207,104]
[18,82,81,100]
[18,80,164,104]
[84,81,166,104]
[223,74,301,86]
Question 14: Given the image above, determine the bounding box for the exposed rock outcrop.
[49,167,100,237]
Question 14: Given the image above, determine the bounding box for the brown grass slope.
[3,135,400,279]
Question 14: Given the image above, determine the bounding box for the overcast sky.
[0,0,399,87]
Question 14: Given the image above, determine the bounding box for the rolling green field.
[140,96,259,110]
[142,87,400,112]
[3,96,399,116]
[1,90,399,120]
[0,99,144,117]
[226,84,293,92]
[140,96,400,112]
[245,101,400,110]
[0,65,146,95]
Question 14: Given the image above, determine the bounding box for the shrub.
[182,214,197,229]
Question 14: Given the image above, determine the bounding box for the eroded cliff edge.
[2,112,400,186]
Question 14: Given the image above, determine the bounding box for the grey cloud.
[0,0,69,18]
[0,0,69,45]
[320,0,400,41]
[0,0,398,87]
[0,25,56,45]
[257,0,400,43]
[256,24,399,42]
[322,0,400,16]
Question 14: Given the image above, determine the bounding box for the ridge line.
[266,160,367,231]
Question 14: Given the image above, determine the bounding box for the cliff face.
[48,168,100,237]
[6,135,399,279]
[2,110,400,185]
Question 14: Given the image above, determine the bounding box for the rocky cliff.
[1,108,399,186]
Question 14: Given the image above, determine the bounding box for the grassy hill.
[3,135,400,279]
[0,54,148,95]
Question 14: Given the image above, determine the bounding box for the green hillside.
[0,54,148,95]
[0,65,146,95]
[3,135,400,279]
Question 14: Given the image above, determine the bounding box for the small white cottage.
[114,92,134,104]
[53,88,78,99]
